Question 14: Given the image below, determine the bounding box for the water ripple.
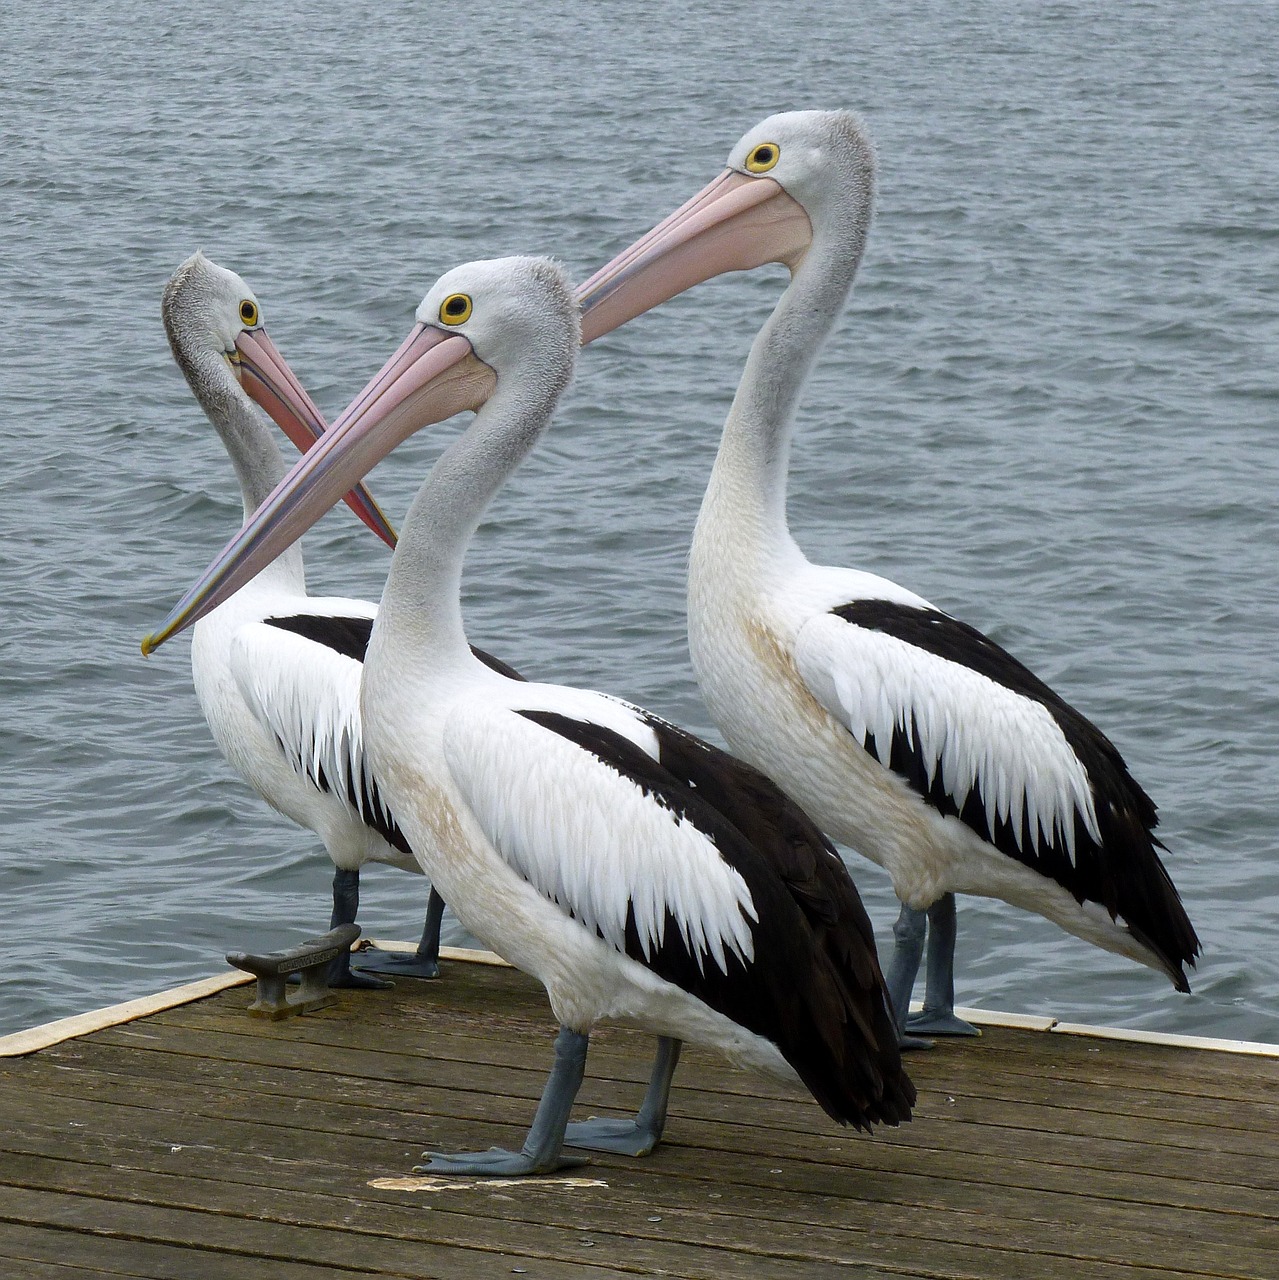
[3,0,1278,1042]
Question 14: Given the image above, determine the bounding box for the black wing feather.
[834,600,1199,986]
[260,613,524,856]
[264,613,525,681]
[518,707,914,1129]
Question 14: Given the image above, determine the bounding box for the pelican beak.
[577,169,812,344]
[142,325,494,655]
[233,327,399,549]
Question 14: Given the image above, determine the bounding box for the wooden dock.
[0,952,1275,1279]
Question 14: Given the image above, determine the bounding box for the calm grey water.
[2,1,1277,1043]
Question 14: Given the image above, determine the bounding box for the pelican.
[161,251,518,984]
[576,110,1200,1035]
[145,256,913,1176]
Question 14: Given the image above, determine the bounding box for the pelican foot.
[564,1117,662,1157]
[899,1031,935,1052]
[413,1147,590,1177]
[325,953,394,991]
[284,963,394,992]
[353,949,441,980]
[906,1010,981,1037]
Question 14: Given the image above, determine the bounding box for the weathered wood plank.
[7,1046,1278,1224]
[4,1101,1270,1252]
[1,962,1275,1280]
[0,1265,107,1280]
[150,978,1279,1115]
[134,997,1279,1142]
[5,1075,1275,1264]
[3,1061,1276,1276]
[940,1024,1279,1097]
[5,1092,1278,1277]
[71,1015,1279,1170]
[0,1146,1252,1280]
[0,1185,651,1280]
[14,1060,1275,1223]
[0,1220,382,1278]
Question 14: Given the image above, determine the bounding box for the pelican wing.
[445,693,912,1126]
[229,612,404,849]
[443,695,759,977]
[793,598,1199,985]
[795,601,1107,872]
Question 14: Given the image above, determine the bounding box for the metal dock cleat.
[226,923,362,1019]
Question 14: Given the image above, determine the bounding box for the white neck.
[194,352,306,593]
[371,372,560,676]
[696,219,867,581]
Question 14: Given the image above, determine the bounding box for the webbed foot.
[564,1117,662,1157]
[327,955,394,990]
[899,1031,935,1051]
[907,1009,980,1037]
[354,949,441,980]
[413,1146,589,1177]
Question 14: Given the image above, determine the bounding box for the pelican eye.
[439,293,473,325]
[239,299,259,326]
[745,142,780,174]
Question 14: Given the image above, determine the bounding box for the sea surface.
[2,1,1277,1044]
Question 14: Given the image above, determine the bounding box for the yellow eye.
[745,142,780,174]
[439,293,473,326]
[239,299,259,326]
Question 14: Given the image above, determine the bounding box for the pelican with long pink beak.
[157,251,522,986]
[144,254,911,1176]
[578,109,1199,1035]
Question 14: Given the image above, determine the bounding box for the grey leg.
[906,893,980,1037]
[565,1036,681,1156]
[885,902,933,1049]
[326,868,394,990]
[354,887,446,979]
[414,1025,593,1176]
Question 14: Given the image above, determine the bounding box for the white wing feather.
[229,620,389,830]
[795,611,1100,858]
[444,697,758,974]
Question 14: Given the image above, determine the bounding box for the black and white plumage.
[145,255,913,1176]
[251,612,522,855]
[518,706,906,1125]
[160,251,462,984]
[822,598,1177,946]
[576,110,1199,1032]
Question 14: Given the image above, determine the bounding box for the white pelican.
[576,111,1200,1035]
[161,251,520,984]
[145,256,913,1176]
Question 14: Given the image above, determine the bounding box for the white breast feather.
[229,623,390,830]
[795,613,1100,862]
[444,700,759,975]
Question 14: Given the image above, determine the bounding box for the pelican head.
[161,251,397,548]
[337,256,579,452]
[578,109,875,342]
[143,256,577,654]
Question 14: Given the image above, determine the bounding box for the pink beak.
[143,324,493,655]
[146,164,814,655]
[233,327,398,549]
[577,169,812,344]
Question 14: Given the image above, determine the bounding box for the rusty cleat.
[226,923,362,1019]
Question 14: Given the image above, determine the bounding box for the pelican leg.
[905,894,980,1037]
[414,1025,592,1176]
[354,887,446,979]
[565,1036,682,1156]
[325,868,394,990]
[885,903,934,1050]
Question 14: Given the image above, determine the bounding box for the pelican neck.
[697,236,861,574]
[198,352,306,593]
[371,376,558,674]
